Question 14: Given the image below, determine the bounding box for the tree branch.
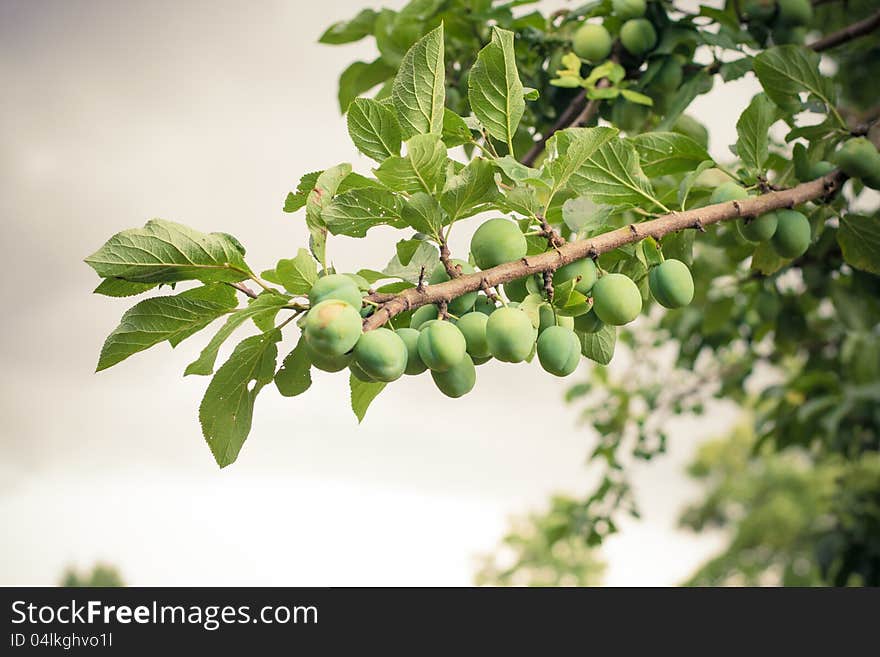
[808,8,880,52]
[362,171,846,331]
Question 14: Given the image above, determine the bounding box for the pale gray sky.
[0,0,751,585]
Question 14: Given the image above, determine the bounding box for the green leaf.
[677,160,716,209]
[468,27,525,149]
[396,238,422,266]
[567,138,663,210]
[93,278,158,297]
[374,133,446,194]
[401,192,445,237]
[185,292,291,376]
[97,284,237,371]
[547,126,618,194]
[656,71,714,131]
[85,219,252,284]
[200,330,281,468]
[720,56,753,82]
[580,324,616,365]
[838,214,880,275]
[440,158,499,221]
[661,230,696,266]
[284,171,322,213]
[319,8,377,44]
[350,373,387,423]
[337,59,396,113]
[275,336,312,397]
[753,45,836,115]
[441,108,473,147]
[632,132,712,178]
[306,164,351,265]
[383,240,439,283]
[391,24,445,138]
[347,98,402,162]
[619,89,653,106]
[751,241,787,275]
[562,196,607,235]
[263,249,318,295]
[323,187,405,237]
[736,93,779,178]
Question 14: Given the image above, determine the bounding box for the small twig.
[416,265,427,292]
[229,281,259,299]
[537,212,566,249]
[437,300,449,320]
[542,270,555,302]
[808,9,880,52]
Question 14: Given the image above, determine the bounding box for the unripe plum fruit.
[807,161,835,180]
[653,59,683,93]
[307,343,353,373]
[737,212,778,243]
[591,273,642,325]
[777,0,812,26]
[470,218,528,270]
[613,0,646,20]
[572,23,613,62]
[771,209,811,258]
[709,181,749,205]
[431,354,476,398]
[537,326,582,377]
[473,295,498,315]
[649,259,694,309]
[395,327,427,375]
[620,19,657,57]
[410,304,439,329]
[555,258,598,294]
[834,138,880,181]
[503,275,535,303]
[417,320,467,371]
[573,310,604,333]
[353,328,408,383]
[304,299,363,357]
[539,305,574,334]
[456,311,491,359]
[429,260,477,315]
[486,306,537,362]
[308,273,362,309]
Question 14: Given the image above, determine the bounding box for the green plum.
[486,306,537,362]
[429,260,477,315]
[304,299,363,357]
[431,354,476,398]
[417,321,467,371]
[456,311,491,359]
[649,259,694,309]
[555,258,598,294]
[308,273,362,309]
[470,218,528,270]
[592,273,642,325]
[537,326,582,377]
[396,327,427,375]
[353,328,408,383]
[710,181,749,205]
[737,212,778,243]
[572,23,613,62]
[410,304,439,329]
[771,209,811,258]
[620,19,657,57]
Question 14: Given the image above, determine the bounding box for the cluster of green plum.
[300,217,696,398]
[572,0,658,62]
[710,182,812,258]
[743,0,813,44]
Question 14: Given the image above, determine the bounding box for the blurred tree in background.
[60,563,124,587]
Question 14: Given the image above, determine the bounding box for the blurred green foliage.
[60,563,125,587]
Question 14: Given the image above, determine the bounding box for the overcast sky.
[0,0,755,585]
